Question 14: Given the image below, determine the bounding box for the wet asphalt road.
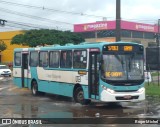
[0,77,160,127]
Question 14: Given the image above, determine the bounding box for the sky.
[0,0,160,32]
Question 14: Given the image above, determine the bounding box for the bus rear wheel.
[74,87,91,105]
[32,81,39,96]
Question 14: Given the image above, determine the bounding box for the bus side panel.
[38,81,89,98]
[27,77,33,90]
[13,67,23,88]
[36,68,89,98]
[82,85,89,99]
[38,81,74,97]
[37,68,85,97]
[13,77,22,88]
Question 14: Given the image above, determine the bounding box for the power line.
[122,18,157,23]
[8,20,53,29]
[3,23,72,31]
[0,7,73,25]
[0,0,158,26]
[0,23,32,30]
[0,0,111,18]
[0,0,159,25]
[10,22,71,31]
[6,24,30,30]
[3,19,72,31]
[3,17,158,32]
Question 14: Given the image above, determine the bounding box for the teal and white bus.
[13,42,145,104]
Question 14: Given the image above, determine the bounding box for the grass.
[145,83,160,96]
[151,71,159,77]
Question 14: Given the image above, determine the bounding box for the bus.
[13,42,145,104]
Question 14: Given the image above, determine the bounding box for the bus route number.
[108,46,118,51]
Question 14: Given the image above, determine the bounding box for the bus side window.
[39,51,48,67]
[73,50,87,69]
[30,51,38,67]
[49,51,59,68]
[14,52,21,66]
[66,51,72,67]
[60,51,72,68]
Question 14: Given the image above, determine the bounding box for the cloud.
[121,0,160,23]
[0,0,160,31]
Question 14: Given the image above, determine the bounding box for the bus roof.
[14,41,143,51]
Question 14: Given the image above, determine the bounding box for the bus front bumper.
[100,87,145,102]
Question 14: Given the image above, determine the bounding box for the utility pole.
[157,19,160,86]
[0,19,7,63]
[116,0,121,42]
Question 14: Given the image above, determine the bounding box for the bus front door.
[89,52,99,99]
[22,53,29,88]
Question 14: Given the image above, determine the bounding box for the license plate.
[124,95,132,99]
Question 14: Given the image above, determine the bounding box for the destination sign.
[124,46,133,51]
[106,45,133,51]
[105,72,123,77]
[107,46,119,51]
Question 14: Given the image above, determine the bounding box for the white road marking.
[0,86,10,91]
[8,86,17,91]
[0,77,4,80]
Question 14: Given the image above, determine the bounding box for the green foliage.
[11,34,24,45]
[145,83,160,96]
[11,29,85,47]
[0,40,7,51]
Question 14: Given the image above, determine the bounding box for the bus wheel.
[74,87,91,105]
[32,81,39,96]
[74,87,84,104]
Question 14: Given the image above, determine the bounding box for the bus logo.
[2,119,11,124]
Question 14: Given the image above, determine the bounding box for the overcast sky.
[0,0,160,31]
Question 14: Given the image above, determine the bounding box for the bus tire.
[74,87,84,104]
[74,87,91,105]
[31,81,39,96]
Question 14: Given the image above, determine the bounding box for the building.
[0,20,159,63]
[0,30,28,63]
[74,20,159,48]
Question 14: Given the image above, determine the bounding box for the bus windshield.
[102,53,144,81]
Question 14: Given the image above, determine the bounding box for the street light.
[0,19,7,26]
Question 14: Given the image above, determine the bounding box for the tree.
[11,29,85,47]
[11,34,24,45]
[0,40,7,51]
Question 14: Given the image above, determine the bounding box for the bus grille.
[114,90,137,92]
[115,96,139,100]
[110,83,138,86]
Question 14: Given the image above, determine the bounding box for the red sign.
[74,20,159,33]
[121,20,157,32]
[74,21,115,32]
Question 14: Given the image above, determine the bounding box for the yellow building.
[0,30,28,63]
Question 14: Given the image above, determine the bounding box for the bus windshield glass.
[102,54,144,81]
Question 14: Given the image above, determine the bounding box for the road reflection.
[0,77,160,127]
[5,94,159,119]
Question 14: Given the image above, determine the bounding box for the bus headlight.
[107,88,115,94]
[101,85,115,94]
[137,87,145,93]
